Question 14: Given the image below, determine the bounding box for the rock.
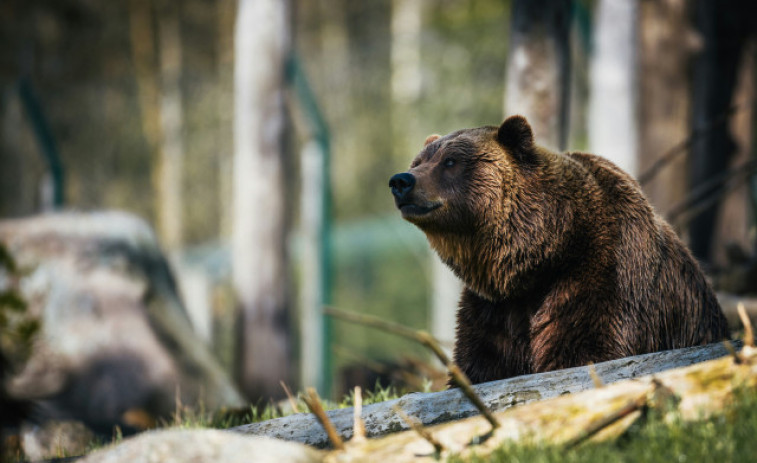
[0,212,244,434]
[79,429,322,463]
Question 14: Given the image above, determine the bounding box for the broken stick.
[303,387,345,450]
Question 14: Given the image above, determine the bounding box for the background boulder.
[0,211,244,435]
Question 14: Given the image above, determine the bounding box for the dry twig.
[588,362,604,388]
[564,393,648,448]
[352,387,366,443]
[723,340,743,364]
[638,101,749,186]
[738,303,755,348]
[392,405,445,455]
[668,160,757,228]
[303,387,345,450]
[280,381,300,414]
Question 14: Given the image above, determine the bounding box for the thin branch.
[325,306,428,346]
[667,160,757,221]
[352,386,366,443]
[446,363,500,430]
[325,307,500,430]
[588,363,604,388]
[303,387,345,450]
[638,102,748,186]
[392,405,445,455]
[564,393,647,448]
[669,162,757,229]
[280,381,300,414]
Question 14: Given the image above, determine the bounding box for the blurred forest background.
[1,0,757,406]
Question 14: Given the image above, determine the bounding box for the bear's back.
[565,150,729,350]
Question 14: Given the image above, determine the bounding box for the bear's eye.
[444,158,456,168]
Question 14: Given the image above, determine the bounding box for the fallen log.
[233,341,740,447]
[325,342,757,462]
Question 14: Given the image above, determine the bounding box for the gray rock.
[79,429,322,463]
[0,212,244,434]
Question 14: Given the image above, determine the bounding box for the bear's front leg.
[452,288,534,385]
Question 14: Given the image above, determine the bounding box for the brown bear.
[389,115,729,385]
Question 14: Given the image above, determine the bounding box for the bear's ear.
[497,115,535,162]
[424,134,441,147]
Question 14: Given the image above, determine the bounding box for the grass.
[162,381,406,431]
[454,386,757,463]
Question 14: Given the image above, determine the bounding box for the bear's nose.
[389,172,416,199]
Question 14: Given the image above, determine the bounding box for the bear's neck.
[426,231,533,301]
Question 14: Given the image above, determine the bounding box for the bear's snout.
[389,172,416,201]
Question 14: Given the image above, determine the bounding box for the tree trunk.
[504,0,572,151]
[637,0,697,216]
[688,0,755,263]
[232,0,292,401]
[156,0,184,253]
[710,47,755,266]
[0,93,39,218]
[217,0,236,242]
[589,0,638,176]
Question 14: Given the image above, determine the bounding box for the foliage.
[0,244,38,371]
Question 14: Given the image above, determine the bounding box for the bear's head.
[388,115,570,299]
[389,115,539,232]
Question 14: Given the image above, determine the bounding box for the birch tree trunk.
[156,0,184,253]
[504,0,572,151]
[217,0,236,242]
[589,0,638,176]
[233,0,291,401]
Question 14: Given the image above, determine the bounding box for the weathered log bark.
[233,342,739,447]
[327,342,757,462]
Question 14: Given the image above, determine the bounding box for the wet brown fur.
[392,115,729,384]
